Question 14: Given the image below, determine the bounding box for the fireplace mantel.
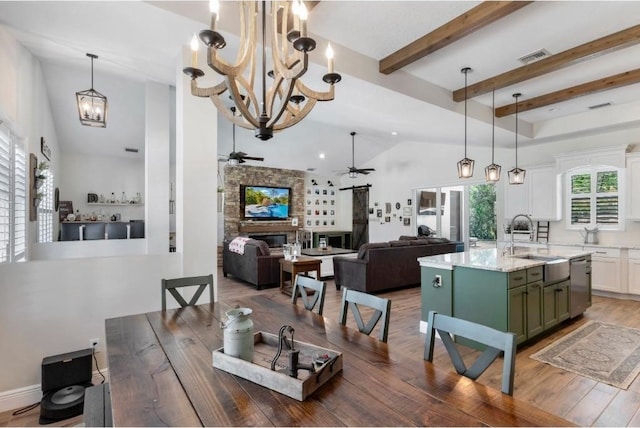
[238,223,299,233]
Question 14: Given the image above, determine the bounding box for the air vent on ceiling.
[517,49,551,65]
[588,102,612,110]
[125,147,139,153]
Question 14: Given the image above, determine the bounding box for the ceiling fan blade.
[358,168,375,172]
[242,156,264,161]
[238,158,246,164]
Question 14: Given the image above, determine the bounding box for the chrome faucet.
[507,214,535,255]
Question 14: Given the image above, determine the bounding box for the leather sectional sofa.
[332,237,459,293]
[222,239,283,289]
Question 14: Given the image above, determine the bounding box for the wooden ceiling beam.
[454,24,640,102]
[379,1,532,75]
[495,68,640,117]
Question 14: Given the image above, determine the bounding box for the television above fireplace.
[240,185,291,220]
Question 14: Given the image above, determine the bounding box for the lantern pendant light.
[75,53,108,128]
[457,67,474,179]
[485,89,501,183]
[508,92,525,185]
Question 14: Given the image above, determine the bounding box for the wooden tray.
[212,331,343,401]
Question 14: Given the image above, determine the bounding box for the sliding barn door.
[352,187,369,250]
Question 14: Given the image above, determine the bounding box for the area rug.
[530,321,640,389]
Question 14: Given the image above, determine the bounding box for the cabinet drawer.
[527,266,544,283]
[508,270,527,288]
[584,246,620,258]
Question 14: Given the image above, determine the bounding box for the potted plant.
[35,161,49,189]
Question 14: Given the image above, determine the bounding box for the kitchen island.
[418,247,592,345]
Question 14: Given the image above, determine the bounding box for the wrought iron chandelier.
[76,53,107,127]
[183,0,341,141]
[457,67,474,179]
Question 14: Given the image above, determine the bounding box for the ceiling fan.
[344,131,375,178]
[220,107,264,165]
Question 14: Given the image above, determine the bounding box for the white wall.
[59,152,145,222]
[349,131,640,246]
[0,29,215,408]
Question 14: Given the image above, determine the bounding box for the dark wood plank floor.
[4,268,640,426]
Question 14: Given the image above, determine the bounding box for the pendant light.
[75,53,108,128]
[508,92,525,185]
[457,67,474,179]
[485,89,501,183]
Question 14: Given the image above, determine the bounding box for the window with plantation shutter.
[567,167,622,230]
[37,169,53,243]
[0,123,27,263]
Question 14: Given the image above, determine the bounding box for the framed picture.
[407,199,412,206]
[41,137,51,161]
[403,207,411,216]
[369,208,374,214]
[404,217,411,226]
[385,216,391,222]
[377,209,382,217]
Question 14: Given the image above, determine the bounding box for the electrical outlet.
[433,275,442,287]
[89,338,100,349]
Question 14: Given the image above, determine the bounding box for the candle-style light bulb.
[190,34,199,67]
[291,0,300,16]
[299,1,308,37]
[326,43,334,74]
[209,0,219,30]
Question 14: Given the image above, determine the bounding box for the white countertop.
[418,247,592,273]
[498,240,640,250]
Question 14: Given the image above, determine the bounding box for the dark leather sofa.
[222,239,283,289]
[333,238,459,293]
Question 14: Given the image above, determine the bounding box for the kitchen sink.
[513,254,570,284]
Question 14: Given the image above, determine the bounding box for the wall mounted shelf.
[88,202,144,207]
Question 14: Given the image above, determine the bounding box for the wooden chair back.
[338,287,391,342]
[423,310,517,396]
[161,274,214,311]
[291,274,327,315]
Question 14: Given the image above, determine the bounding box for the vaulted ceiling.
[1,1,640,177]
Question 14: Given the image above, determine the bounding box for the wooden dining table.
[105,294,573,427]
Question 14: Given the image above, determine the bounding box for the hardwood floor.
[4,268,640,426]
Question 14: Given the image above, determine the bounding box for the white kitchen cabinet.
[504,165,561,221]
[586,247,623,293]
[627,154,640,220]
[628,250,640,295]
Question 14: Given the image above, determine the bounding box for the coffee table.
[279,256,321,296]
[301,247,358,278]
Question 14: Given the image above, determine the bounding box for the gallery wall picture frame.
[376,209,382,217]
[385,216,391,222]
[404,217,411,226]
[403,207,411,217]
[407,199,412,206]
[41,137,51,161]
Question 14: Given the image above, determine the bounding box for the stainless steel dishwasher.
[570,256,591,318]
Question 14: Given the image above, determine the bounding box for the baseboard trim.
[0,384,41,414]
[0,369,109,413]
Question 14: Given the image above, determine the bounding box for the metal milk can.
[222,307,254,362]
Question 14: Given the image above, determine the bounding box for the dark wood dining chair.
[338,287,391,342]
[161,274,214,311]
[423,310,517,396]
[291,274,327,315]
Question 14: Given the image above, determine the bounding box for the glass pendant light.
[508,92,525,185]
[485,89,501,183]
[457,67,474,179]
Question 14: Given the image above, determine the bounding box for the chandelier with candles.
[183,0,341,140]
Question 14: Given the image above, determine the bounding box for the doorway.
[351,187,369,250]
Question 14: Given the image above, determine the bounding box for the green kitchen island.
[418,247,592,345]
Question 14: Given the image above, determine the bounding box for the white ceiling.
[2,1,640,177]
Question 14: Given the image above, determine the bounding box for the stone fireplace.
[223,165,305,244]
[248,233,287,248]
